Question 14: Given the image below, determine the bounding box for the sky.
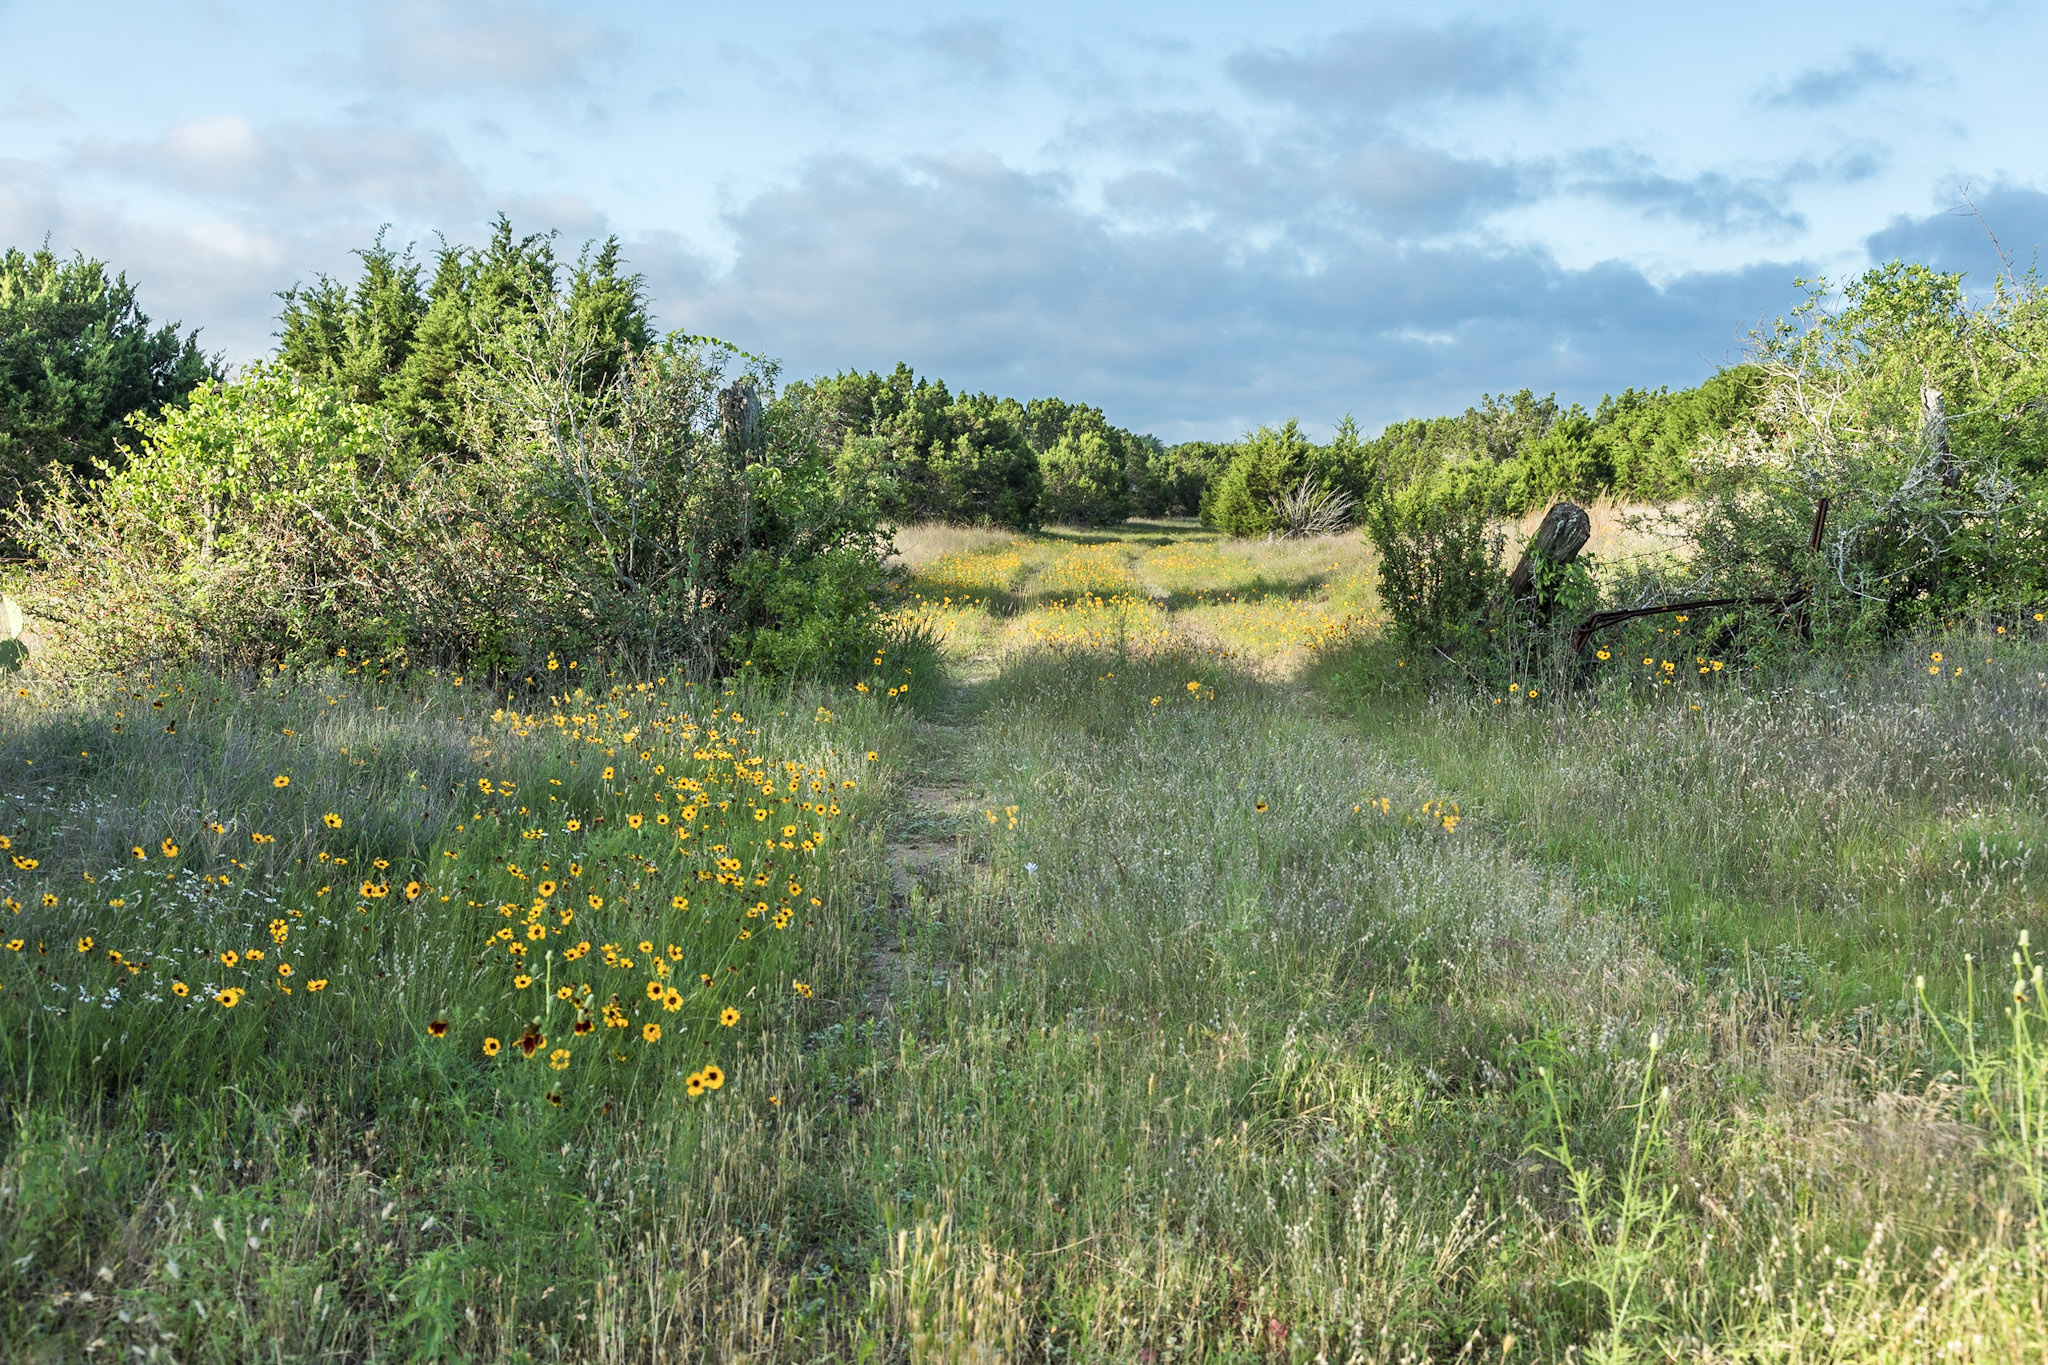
[5,0,2047,441]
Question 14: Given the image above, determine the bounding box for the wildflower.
[514,974,532,989]
[171,980,188,996]
[482,1036,501,1056]
[642,1022,662,1043]
[549,1048,571,1071]
[107,897,126,909]
[866,751,878,761]
[626,813,644,829]
[720,1007,739,1027]
[404,881,423,901]
[792,980,813,998]
[1932,652,1943,663]
[537,881,556,898]
[132,845,147,860]
[246,948,264,962]
[428,1019,450,1038]
[517,1027,545,1058]
[273,775,290,788]
[160,838,180,858]
[307,979,327,991]
[77,936,94,953]
[671,895,689,910]
[1254,801,1268,813]
[588,894,604,910]
[217,988,244,1008]
[220,950,239,966]
[667,944,684,960]
[602,767,615,782]
[323,813,343,829]
[574,1018,594,1035]
[277,963,293,978]
[702,1064,724,1090]
[565,820,581,833]
[686,1072,707,1096]
[527,924,546,941]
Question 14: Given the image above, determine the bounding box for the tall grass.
[3,523,2044,1359]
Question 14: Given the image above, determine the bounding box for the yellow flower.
[217,988,244,1008]
[626,813,644,830]
[41,893,56,908]
[537,880,556,898]
[428,1019,449,1037]
[277,963,293,977]
[686,1072,707,1096]
[131,845,147,860]
[642,1022,662,1043]
[549,1048,571,1071]
[323,813,343,829]
[171,980,188,996]
[588,894,604,910]
[702,1064,724,1090]
[307,979,328,991]
[219,950,238,966]
[77,936,94,953]
[273,775,290,788]
[483,1036,502,1056]
[160,838,180,858]
[565,820,581,832]
[720,1007,739,1027]
[671,895,689,911]
[602,767,615,782]
[514,974,533,989]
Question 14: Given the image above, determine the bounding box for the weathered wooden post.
[1507,501,1592,618]
[719,381,762,457]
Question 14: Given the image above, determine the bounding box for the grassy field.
[3,519,2047,1361]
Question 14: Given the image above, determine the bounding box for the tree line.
[4,222,1763,547]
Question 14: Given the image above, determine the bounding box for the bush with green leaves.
[1203,420,1315,537]
[1679,262,2048,642]
[1359,479,1505,656]
[1,245,216,517]
[9,295,888,679]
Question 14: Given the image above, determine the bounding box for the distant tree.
[276,216,651,458]
[1206,420,1314,537]
[0,245,216,513]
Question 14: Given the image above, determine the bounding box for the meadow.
[3,519,2046,1362]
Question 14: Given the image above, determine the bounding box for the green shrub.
[1,245,216,518]
[1205,420,1313,537]
[1359,480,1505,654]
[9,299,889,680]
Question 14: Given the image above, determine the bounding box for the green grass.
[3,523,2047,1360]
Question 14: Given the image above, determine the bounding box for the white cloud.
[361,0,613,92]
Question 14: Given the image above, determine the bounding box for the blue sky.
[4,0,2046,440]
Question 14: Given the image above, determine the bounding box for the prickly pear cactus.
[0,594,25,673]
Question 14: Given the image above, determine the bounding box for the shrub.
[1036,421,1130,527]
[9,297,888,679]
[1206,420,1313,537]
[1359,480,1505,655]
[1681,263,2048,643]
[1,245,216,518]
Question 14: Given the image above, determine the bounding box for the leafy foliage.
[0,246,216,516]
[11,291,886,677]
[1681,263,2048,640]
[1359,480,1506,655]
[276,217,652,460]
